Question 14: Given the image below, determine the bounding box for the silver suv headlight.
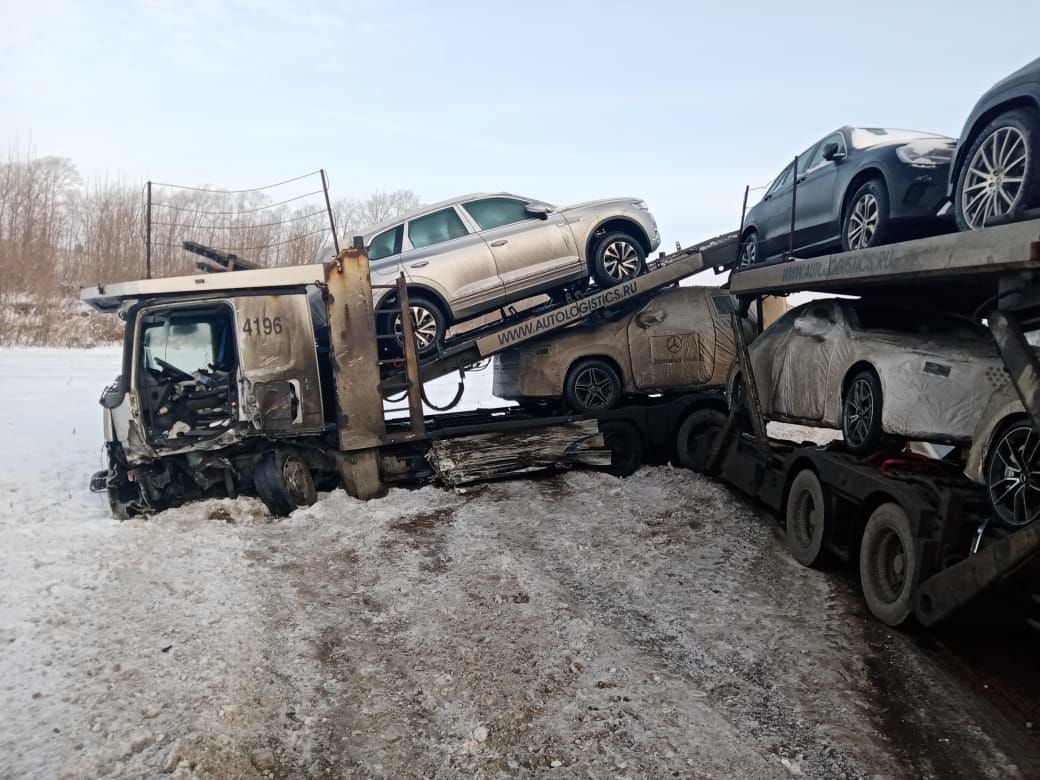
[630,200,649,211]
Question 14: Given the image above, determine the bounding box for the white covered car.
[735,299,1007,454]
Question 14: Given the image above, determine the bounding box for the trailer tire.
[590,231,646,288]
[784,469,829,568]
[255,450,317,517]
[599,420,644,477]
[859,502,916,627]
[676,408,727,474]
[841,368,884,455]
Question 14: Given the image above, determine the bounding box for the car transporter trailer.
[82,234,737,510]
[700,218,1040,628]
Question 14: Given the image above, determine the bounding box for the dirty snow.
[0,347,1035,779]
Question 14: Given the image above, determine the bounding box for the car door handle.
[795,175,807,184]
[490,239,508,247]
[409,261,428,268]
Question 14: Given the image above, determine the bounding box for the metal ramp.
[379,238,733,394]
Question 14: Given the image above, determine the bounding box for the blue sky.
[4,0,1040,246]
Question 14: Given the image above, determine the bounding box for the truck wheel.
[599,420,644,477]
[676,408,727,474]
[859,502,917,627]
[785,469,829,568]
[255,450,317,517]
[841,368,884,455]
[590,232,645,288]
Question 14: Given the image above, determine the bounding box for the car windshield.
[848,128,946,149]
[849,304,988,340]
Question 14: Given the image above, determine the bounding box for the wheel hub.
[962,126,1027,229]
[603,240,640,280]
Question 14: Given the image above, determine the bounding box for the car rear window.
[408,208,468,249]
[369,226,402,261]
[849,304,987,340]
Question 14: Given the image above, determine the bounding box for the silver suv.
[362,192,660,353]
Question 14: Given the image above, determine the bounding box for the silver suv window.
[369,225,402,261]
[463,197,531,230]
[408,208,468,249]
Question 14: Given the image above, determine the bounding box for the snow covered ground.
[0,347,1035,779]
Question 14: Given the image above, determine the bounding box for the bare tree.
[0,148,423,345]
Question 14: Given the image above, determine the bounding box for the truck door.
[233,293,325,435]
[626,288,714,392]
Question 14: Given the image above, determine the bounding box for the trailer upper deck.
[80,263,329,311]
[728,219,1040,313]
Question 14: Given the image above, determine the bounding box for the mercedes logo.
[666,335,683,354]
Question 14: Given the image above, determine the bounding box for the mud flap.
[914,521,1040,626]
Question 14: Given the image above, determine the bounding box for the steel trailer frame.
[712,218,1040,626]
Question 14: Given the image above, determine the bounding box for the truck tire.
[859,502,917,627]
[676,408,727,475]
[255,450,317,517]
[599,420,644,477]
[784,469,829,568]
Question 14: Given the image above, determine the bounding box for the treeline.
[0,148,420,346]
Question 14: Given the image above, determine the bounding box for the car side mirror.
[822,142,846,162]
[635,310,666,328]
[793,316,829,341]
[525,203,553,219]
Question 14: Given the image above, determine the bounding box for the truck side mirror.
[100,379,125,409]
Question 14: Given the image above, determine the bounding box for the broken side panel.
[232,293,325,434]
[127,292,325,456]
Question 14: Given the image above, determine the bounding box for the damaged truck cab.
[88,270,339,518]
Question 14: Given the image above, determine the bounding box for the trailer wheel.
[841,368,884,455]
[676,408,727,474]
[859,502,917,627]
[599,420,644,477]
[590,232,646,288]
[255,450,317,517]
[785,469,830,568]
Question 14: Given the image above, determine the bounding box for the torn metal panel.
[426,419,607,486]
